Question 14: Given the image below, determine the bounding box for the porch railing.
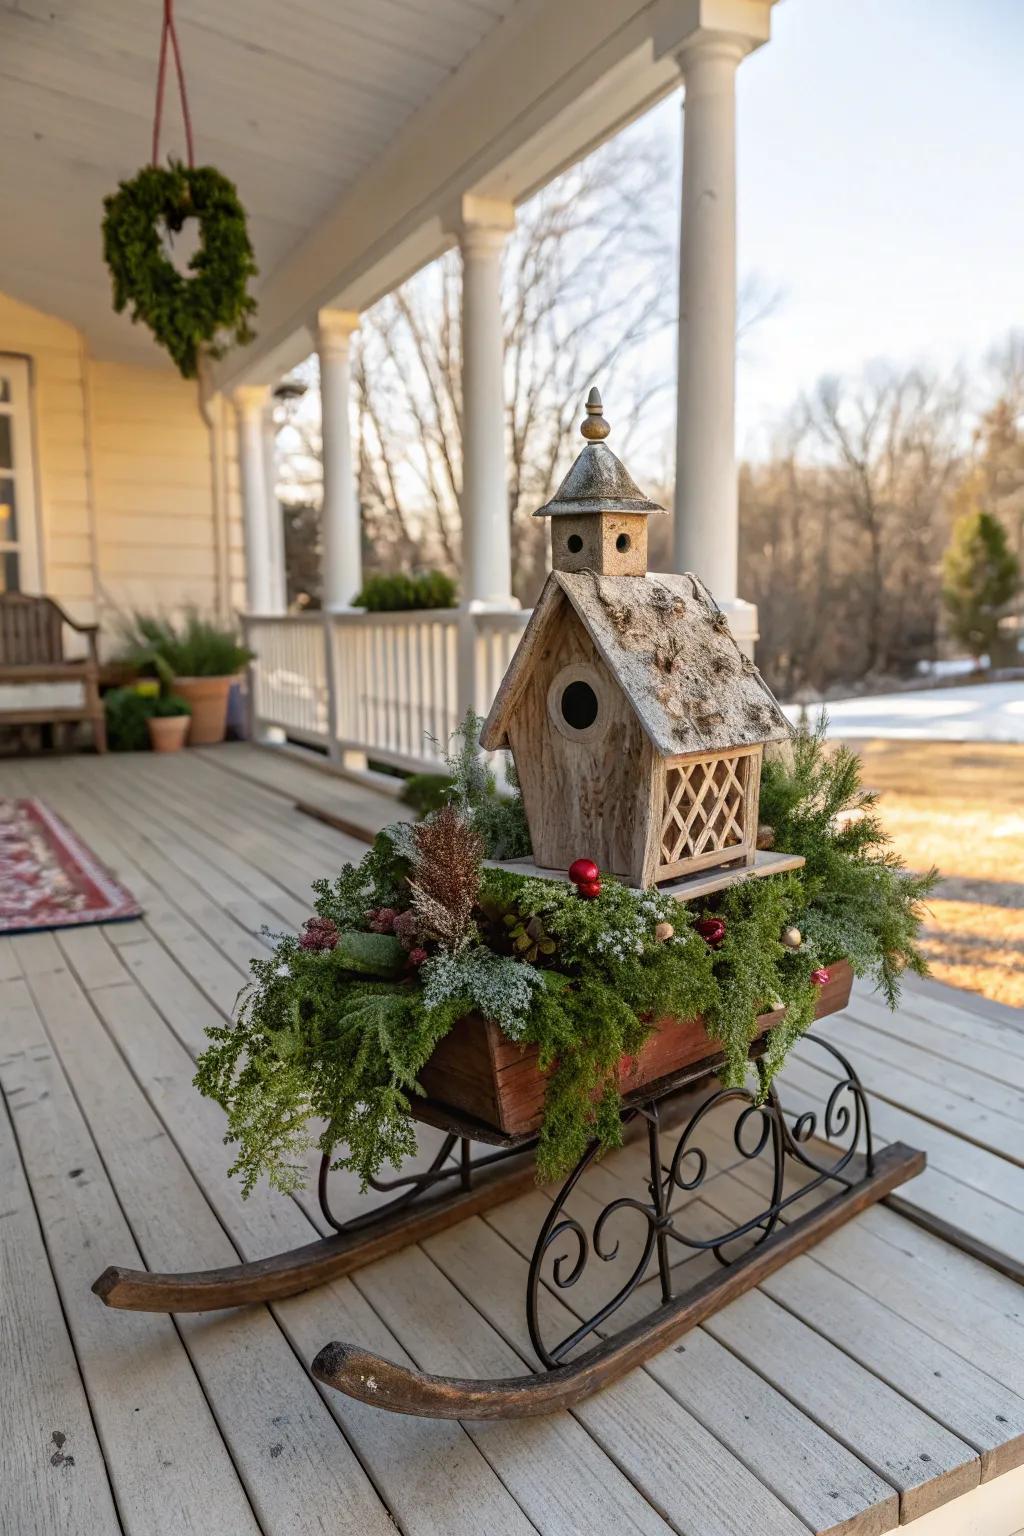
[242,607,530,774]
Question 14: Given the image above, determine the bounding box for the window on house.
[0,358,41,593]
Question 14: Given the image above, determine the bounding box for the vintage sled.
[92,961,924,1419]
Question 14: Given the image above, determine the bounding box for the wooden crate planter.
[417,960,854,1136]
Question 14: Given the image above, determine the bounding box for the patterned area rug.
[0,798,141,934]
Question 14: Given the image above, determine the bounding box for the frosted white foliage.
[420,948,542,1039]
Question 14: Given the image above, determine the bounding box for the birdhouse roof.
[533,441,665,518]
[481,569,793,757]
[533,388,665,518]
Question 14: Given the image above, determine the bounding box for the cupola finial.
[580,387,610,442]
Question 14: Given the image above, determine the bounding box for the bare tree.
[799,366,965,675]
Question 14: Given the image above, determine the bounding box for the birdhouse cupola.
[482,386,794,891]
[536,388,665,577]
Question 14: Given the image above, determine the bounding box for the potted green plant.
[103,686,158,752]
[117,611,253,746]
[147,695,193,754]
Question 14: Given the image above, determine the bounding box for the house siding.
[0,290,246,650]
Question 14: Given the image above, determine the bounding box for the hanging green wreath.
[102,161,258,379]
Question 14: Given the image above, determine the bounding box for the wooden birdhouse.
[481,389,793,889]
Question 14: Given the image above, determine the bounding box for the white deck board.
[0,976,260,1535]
[0,1092,120,1536]
[2,746,1024,1536]
[24,955,397,1536]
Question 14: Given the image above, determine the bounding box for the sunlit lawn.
[847,739,1024,1010]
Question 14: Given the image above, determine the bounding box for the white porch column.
[262,409,287,612]
[315,309,362,611]
[449,196,516,610]
[658,2,774,656]
[232,385,276,613]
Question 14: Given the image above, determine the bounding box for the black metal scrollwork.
[526,1032,873,1368]
[317,1134,528,1234]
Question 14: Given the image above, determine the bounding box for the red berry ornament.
[811,967,830,987]
[407,947,429,969]
[695,915,726,949]
[576,878,602,901]
[568,858,600,886]
[299,915,339,952]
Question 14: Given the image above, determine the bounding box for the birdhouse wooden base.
[487,847,805,905]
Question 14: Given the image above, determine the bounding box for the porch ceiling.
[0,0,521,367]
[0,0,683,381]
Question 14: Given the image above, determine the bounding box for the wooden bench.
[0,593,107,752]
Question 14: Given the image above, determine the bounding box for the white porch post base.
[316,309,362,613]
[718,597,758,659]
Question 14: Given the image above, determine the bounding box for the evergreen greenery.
[150,694,192,719]
[399,773,453,817]
[103,687,158,751]
[759,715,938,1006]
[941,506,1020,662]
[116,609,253,690]
[102,162,258,379]
[354,571,457,611]
[195,716,935,1197]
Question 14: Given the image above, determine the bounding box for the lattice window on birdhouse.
[657,746,762,881]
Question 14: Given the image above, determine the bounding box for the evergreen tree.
[941,503,1020,662]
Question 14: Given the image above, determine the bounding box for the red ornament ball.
[568,857,600,886]
[576,878,602,901]
[695,915,726,949]
[811,967,830,987]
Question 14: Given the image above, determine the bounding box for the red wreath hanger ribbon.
[151,0,195,168]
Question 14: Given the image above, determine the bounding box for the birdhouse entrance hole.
[567,534,584,553]
[546,662,608,743]
[560,680,598,730]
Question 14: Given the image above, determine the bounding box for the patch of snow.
[783,681,1024,743]
[914,656,985,679]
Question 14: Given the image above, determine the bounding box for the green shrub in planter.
[104,687,157,752]
[116,609,253,689]
[400,773,454,817]
[151,695,193,719]
[354,571,457,612]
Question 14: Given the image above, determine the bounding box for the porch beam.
[315,309,362,612]
[658,0,776,656]
[232,385,278,614]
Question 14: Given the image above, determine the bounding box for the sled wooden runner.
[311,1141,924,1419]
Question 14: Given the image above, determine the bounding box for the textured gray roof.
[483,569,793,757]
[534,441,665,518]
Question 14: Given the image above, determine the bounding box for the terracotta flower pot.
[147,714,191,753]
[173,676,234,745]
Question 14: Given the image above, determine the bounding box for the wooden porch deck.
[2,745,1023,1536]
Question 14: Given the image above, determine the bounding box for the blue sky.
[652,0,1024,458]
